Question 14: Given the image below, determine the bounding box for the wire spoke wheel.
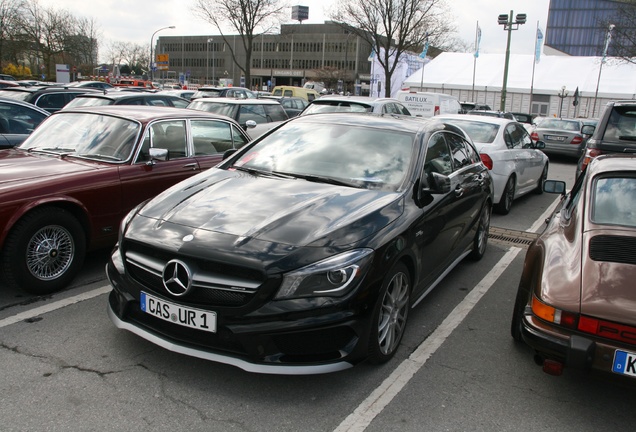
[26,225,75,281]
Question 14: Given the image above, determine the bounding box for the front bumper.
[106,255,373,375]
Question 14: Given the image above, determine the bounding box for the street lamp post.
[557,86,569,118]
[150,25,175,82]
[497,11,526,112]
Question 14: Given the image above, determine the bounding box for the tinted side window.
[191,120,233,154]
[462,137,481,164]
[147,97,170,107]
[238,104,268,124]
[150,120,187,159]
[424,133,453,178]
[506,123,527,149]
[265,104,288,122]
[446,133,471,170]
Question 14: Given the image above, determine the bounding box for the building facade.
[155,22,374,91]
[546,0,622,56]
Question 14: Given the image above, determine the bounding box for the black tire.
[1,207,86,295]
[534,164,548,195]
[468,203,491,261]
[368,262,410,364]
[510,288,526,342]
[494,176,515,215]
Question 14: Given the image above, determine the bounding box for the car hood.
[0,149,95,185]
[133,169,403,251]
[580,229,636,326]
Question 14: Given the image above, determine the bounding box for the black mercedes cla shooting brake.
[107,113,494,374]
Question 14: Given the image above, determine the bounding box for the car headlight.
[118,200,148,245]
[275,249,374,300]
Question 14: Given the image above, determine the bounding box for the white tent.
[402,52,636,98]
[400,52,636,117]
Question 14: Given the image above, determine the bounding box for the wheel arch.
[0,198,92,252]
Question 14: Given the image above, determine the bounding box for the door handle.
[183,163,198,170]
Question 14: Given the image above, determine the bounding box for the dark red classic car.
[512,154,636,382]
[0,105,250,295]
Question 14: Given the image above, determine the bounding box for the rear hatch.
[594,105,636,153]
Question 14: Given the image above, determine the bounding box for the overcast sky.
[39,0,550,59]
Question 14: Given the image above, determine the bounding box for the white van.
[395,90,460,118]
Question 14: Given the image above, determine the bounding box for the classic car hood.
[137,169,403,248]
[580,229,636,326]
[0,149,95,185]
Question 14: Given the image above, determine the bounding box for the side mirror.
[543,179,566,195]
[149,147,168,161]
[535,140,545,149]
[245,120,257,129]
[223,148,237,160]
[424,172,452,195]
[581,125,595,136]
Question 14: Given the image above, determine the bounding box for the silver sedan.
[436,114,549,215]
[530,118,591,158]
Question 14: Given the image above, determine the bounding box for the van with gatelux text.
[395,90,460,118]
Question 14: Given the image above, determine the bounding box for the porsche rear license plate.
[612,350,636,377]
[140,291,216,333]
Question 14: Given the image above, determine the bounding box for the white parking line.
[334,200,561,432]
[0,285,111,329]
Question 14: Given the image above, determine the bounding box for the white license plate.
[612,350,636,377]
[140,291,216,333]
[545,135,566,142]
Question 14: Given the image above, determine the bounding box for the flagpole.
[472,21,479,101]
[419,35,429,91]
[530,21,539,115]
[592,24,614,117]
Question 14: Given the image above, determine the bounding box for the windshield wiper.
[285,173,360,188]
[232,165,294,179]
[618,136,636,141]
[76,153,123,161]
[26,147,76,156]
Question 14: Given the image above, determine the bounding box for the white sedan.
[436,114,548,214]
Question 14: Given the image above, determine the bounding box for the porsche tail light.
[532,295,636,345]
[480,153,493,170]
[532,296,577,329]
[571,135,583,145]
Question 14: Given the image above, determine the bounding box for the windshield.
[603,106,636,141]
[64,97,112,108]
[537,119,580,131]
[19,112,140,162]
[303,101,372,115]
[441,119,499,143]
[231,122,415,191]
[193,89,222,98]
[0,89,32,101]
[188,101,238,118]
[592,176,636,227]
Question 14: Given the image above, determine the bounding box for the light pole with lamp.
[206,38,213,85]
[497,11,526,112]
[557,86,569,118]
[150,25,175,82]
[592,23,615,117]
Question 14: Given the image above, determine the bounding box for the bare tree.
[332,0,455,97]
[0,0,26,67]
[193,0,287,86]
